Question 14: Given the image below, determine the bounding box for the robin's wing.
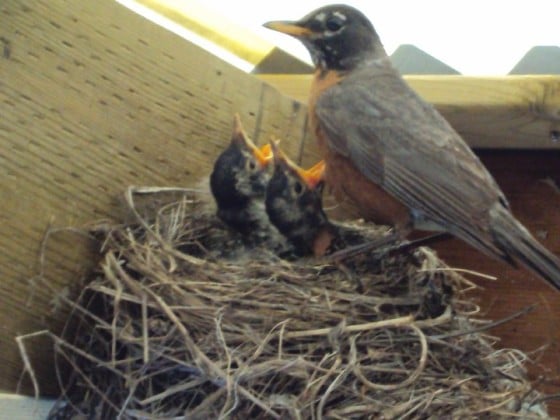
[315,63,508,258]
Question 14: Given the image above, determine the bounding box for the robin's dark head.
[264,4,385,72]
[265,143,330,255]
[210,114,272,212]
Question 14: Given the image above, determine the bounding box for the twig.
[15,330,49,398]
[141,292,149,364]
[284,314,415,339]
[430,304,536,340]
[418,267,497,281]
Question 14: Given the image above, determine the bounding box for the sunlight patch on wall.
[115,0,258,72]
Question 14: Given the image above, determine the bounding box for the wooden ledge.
[258,74,560,149]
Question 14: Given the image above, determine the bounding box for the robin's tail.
[490,203,560,290]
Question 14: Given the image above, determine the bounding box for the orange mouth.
[269,140,324,189]
[254,143,274,166]
[297,160,325,189]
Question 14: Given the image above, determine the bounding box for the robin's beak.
[253,143,273,167]
[270,140,324,189]
[269,139,283,160]
[270,141,325,190]
[270,140,297,171]
[231,114,271,167]
[297,160,325,190]
[263,20,313,38]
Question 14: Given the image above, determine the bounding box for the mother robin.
[264,4,560,289]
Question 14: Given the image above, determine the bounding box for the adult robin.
[264,4,560,289]
[209,114,274,240]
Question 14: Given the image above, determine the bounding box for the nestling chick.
[265,142,335,256]
[209,114,273,240]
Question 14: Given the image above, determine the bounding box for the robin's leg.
[323,226,406,262]
[383,232,452,257]
[323,228,450,263]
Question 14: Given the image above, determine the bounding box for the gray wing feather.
[315,62,508,258]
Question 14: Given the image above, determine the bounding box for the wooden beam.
[258,74,560,149]
[131,0,274,67]
[0,0,306,395]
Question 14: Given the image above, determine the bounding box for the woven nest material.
[26,187,549,419]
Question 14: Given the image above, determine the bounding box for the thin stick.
[141,292,149,364]
[15,330,49,398]
[127,185,199,195]
[316,357,351,420]
[418,267,497,281]
[284,314,415,339]
[431,304,536,340]
[284,308,452,340]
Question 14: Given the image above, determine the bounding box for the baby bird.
[210,114,273,240]
[265,142,335,256]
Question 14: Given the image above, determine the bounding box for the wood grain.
[259,74,560,149]
[0,0,306,395]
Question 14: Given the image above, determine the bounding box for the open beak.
[269,141,323,189]
[263,20,313,38]
[254,143,273,167]
[297,160,325,190]
[269,139,284,162]
[231,113,272,167]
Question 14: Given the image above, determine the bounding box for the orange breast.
[308,69,411,229]
[323,149,411,228]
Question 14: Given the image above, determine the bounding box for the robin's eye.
[293,181,303,195]
[325,15,344,32]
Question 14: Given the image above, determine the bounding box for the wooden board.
[0,0,307,395]
[259,74,560,149]
[132,0,275,67]
[434,150,560,416]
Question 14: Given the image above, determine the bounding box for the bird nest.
[23,187,549,419]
